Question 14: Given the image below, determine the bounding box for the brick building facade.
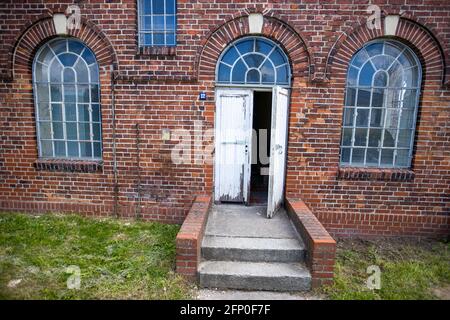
[0,0,449,238]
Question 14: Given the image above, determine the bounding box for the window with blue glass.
[138,0,176,46]
[216,37,291,86]
[340,39,421,168]
[33,38,102,159]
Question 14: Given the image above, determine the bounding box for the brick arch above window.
[326,16,449,88]
[196,14,313,83]
[10,14,118,81]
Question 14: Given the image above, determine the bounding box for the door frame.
[213,86,289,205]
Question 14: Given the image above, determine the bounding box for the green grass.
[321,238,450,300]
[0,212,194,300]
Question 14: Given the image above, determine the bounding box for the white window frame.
[340,39,422,168]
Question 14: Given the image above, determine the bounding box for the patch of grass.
[321,238,450,300]
[0,212,194,299]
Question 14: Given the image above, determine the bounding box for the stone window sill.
[35,159,103,173]
[337,167,415,181]
[136,46,176,57]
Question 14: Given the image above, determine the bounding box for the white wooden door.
[214,89,253,203]
[267,86,290,218]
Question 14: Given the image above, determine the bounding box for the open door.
[214,89,253,203]
[267,86,290,218]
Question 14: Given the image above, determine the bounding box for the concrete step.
[202,235,306,262]
[199,261,311,291]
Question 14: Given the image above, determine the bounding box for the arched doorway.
[214,36,292,218]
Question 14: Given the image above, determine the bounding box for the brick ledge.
[338,167,415,181]
[175,195,212,280]
[286,198,336,288]
[34,159,103,173]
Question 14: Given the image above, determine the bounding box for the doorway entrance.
[250,91,272,205]
[214,87,290,218]
[213,36,291,218]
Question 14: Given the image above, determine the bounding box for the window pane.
[54,141,66,157]
[68,40,84,55]
[347,66,358,86]
[93,123,101,141]
[276,65,289,84]
[342,108,354,126]
[51,85,62,101]
[345,88,356,106]
[218,63,230,82]
[260,60,275,83]
[152,0,164,14]
[80,142,92,157]
[371,88,384,107]
[74,60,89,82]
[236,40,254,55]
[359,63,375,86]
[66,123,78,140]
[38,102,50,120]
[365,42,383,57]
[380,149,394,166]
[399,109,415,129]
[153,33,165,45]
[166,15,176,30]
[222,46,239,65]
[395,149,410,167]
[354,128,367,146]
[166,0,175,14]
[52,122,64,139]
[92,104,100,122]
[65,103,77,121]
[366,148,379,165]
[91,85,99,102]
[232,59,246,83]
[35,62,48,82]
[59,53,78,67]
[51,104,62,121]
[78,123,90,140]
[166,33,176,46]
[398,129,412,148]
[64,85,76,103]
[142,16,152,30]
[78,85,90,103]
[269,49,286,66]
[93,142,102,158]
[355,109,369,127]
[383,129,396,147]
[341,148,350,164]
[39,122,51,139]
[351,148,365,164]
[244,54,264,69]
[246,69,260,83]
[67,141,79,157]
[36,84,49,102]
[351,49,369,68]
[357,89,371,106]
[78,105,90,121]
[40,140,53,157]
[63,68,75,82]
[342,128,352,146]
[370,108,383,127]
[81,49,96,65]
[153,15,165,30]
[89,64,99,83]
[368,129,382,147]
[373,71,387,86]
[49,61,63,82]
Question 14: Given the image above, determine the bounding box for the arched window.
[340,39,421,168]
[33,38,101,159]
[216,37,291,86]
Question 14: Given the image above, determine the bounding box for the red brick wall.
[0,1,449,237]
